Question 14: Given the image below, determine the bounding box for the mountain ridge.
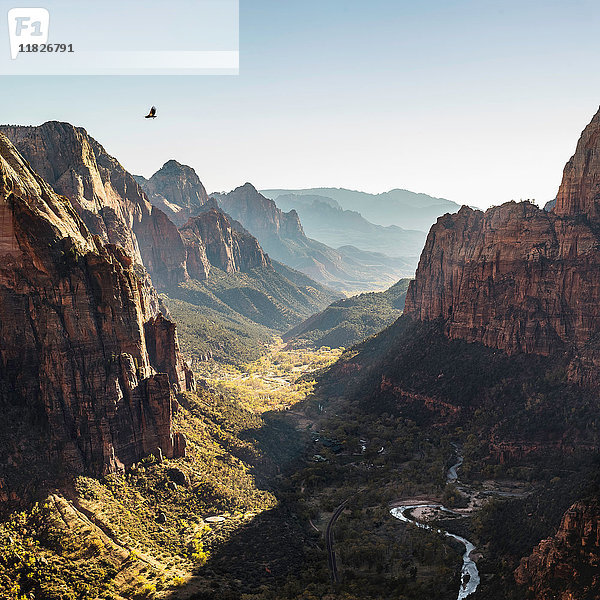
[284,278,410,348]
[274,193,426,257]
[261,186,460,231]
[214,183,415,293]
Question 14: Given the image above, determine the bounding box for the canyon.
[1,106,600,599]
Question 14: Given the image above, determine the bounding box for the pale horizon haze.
[2,0,600,210]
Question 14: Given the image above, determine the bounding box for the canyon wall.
[0,132,189,476]
[0,123,277,289]
[180,208,271,274]
[405,107,600,359]
[0,122,188,288]
[515,500,600,599]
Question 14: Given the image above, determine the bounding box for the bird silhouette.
[145,106,157,119]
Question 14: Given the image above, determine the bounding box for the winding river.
[390,451,480,599]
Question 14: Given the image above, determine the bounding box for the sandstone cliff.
[0,125,282,292]
[0,122,188,288]
[404,107,600,361]
[180,208,270,274]
[137,159,209,226]
[0,132,190,477]
[554,108,600,219]
[515,500,600,599]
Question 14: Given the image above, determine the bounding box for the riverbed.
[390,452,480,599]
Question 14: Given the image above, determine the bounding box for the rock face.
[515,500,600,599]
[180,208,271,274]
[217,183,305,240]
[405,107,600,360]
[404,201,600,356]
[0,132,189,476]
[135,205,188,287]
[137,160,209,226]
[144,314,195,393]
[554,108,600,219]
[0,122,188,288]
[0,125,279,291]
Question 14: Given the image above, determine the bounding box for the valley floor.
[2,336,599,600]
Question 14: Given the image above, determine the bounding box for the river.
[390,451,480,599]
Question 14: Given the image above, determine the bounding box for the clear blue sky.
[2,0,600,208]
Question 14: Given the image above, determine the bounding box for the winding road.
[390,450,480,599]
[326,498,350,583]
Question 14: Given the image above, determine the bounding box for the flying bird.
[145,106,157,119]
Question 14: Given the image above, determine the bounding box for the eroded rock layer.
[180,208,271,274]
[0,122,188,288]
[515,500,600,599]
[0,132,187,476]
[405,107,600,359]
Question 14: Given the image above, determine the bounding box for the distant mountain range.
[273,193,426,257]
[136,164,419,294]
[261,187,461,232]
[212,184,415,293]
[133,168,460,293]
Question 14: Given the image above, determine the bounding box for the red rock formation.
[405,201,600,355]
[515,500,600,599]
[1,124,279,290]
[380,377,461,418]
[0,132,187,476]
[404,107,600,360]
[180,208,271,274]
[135,205,188,287]
[145,313,195,393]
[138,159,209,226]
[0,122,188,288]
[554,107,600,219]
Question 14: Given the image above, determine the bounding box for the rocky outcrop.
[554,108,600,219]
[216,183,305,240]
[405,107,600,360]
[0,122,188,288]
[135,205,188,287]
[0,132,188,477]
[137,160,209,226]
[144,314,195,393]
[180,208,271,274]
[404,201,600,356]
[515,500,600,599]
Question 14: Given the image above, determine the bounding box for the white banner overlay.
[2,1,239,75]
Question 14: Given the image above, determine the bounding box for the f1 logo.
[7,8,49,59]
